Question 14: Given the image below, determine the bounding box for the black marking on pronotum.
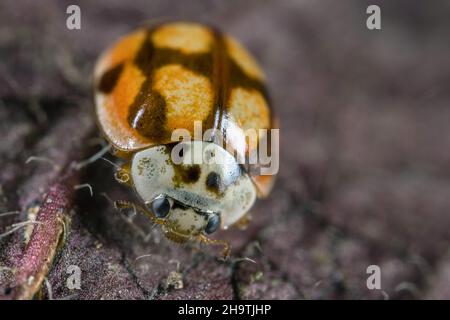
[172,164,201,187]
[98,63,124,93]
[206,171,223,195]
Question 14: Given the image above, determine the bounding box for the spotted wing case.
[94,22,277,197]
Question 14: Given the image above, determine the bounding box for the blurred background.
[0,0,449,299]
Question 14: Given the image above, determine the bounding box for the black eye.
[149,196,171,218]
[205,214,221,234]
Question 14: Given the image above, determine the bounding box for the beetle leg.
[114,200,164,226]
[197,234,231,260]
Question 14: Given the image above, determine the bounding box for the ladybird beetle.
[93,21,277,258]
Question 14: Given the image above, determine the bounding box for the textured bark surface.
[1,0,449,299]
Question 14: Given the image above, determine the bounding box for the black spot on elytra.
[206,171,223,195]
[229,59,270,104]
[127,30,170,140]
[127,28,214,141]
[98,63,124,93]
[128,90,168,140]
[134,31,155,73]
[126,26,272,143]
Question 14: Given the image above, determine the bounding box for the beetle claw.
[197,234,231,260]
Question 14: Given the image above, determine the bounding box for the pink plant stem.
[3,164,79,300]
